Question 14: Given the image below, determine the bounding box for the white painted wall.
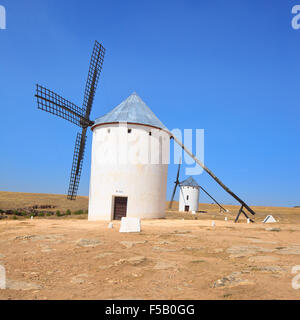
[88,123,170,221]
[179,186,200,212]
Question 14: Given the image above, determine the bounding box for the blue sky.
[0,0,299,207]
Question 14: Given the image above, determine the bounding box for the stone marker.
[263,215,277,223]
[225,217,228,221]
[31,216,33,220]
[108,222,113,229]
[212,221,216,227]
[247,218,250,224]
[119,217,141,233]
[192,211,196,215]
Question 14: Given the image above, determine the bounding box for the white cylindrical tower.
[88,93,170,221]
[178,177,200,212]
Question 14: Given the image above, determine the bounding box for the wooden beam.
[164,130,256,221]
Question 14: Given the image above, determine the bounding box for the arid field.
[0,191,300,300]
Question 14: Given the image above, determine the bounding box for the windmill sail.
[83,41,106,118]
[35,85,88,127]
[35,40,106,200]
[66,41,106,200]
[67,129,87,200]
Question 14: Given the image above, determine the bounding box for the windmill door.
[185,205,190,212]
[113,197,128,220]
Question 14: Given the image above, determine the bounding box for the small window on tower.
[149,131,152,136]
[107,129,111,134]
[187,195,189,200]
[128,129,132,134]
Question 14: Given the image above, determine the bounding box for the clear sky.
[0,0,299,207]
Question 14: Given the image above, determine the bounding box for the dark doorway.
[185,205,190,212]
[113,197,128,220]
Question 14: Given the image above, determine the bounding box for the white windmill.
[88,92,170,221]
[178,177,200,212]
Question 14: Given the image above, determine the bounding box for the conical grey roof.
[93,92,166,129]
[180,177,200,188]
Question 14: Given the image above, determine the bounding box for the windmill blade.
[83,41,106,118]
[169,162,181,209]
[67,128,87,200]
[35,84,90,127]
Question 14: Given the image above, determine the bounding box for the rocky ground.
[0,217,300,300]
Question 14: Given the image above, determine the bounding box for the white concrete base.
[119,217,141,233]
[263,215,277,223]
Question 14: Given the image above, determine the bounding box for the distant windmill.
[35,41,105,200]
[169,163,227,213]
[166,134,255,222]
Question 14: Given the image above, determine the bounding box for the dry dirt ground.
[0,192,300,300]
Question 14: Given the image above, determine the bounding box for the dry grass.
[0,191,299,224]
[0,191,88,213]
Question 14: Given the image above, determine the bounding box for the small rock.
[116,256,146,266]
[173,230,191,234]
[120,241,146,249]
[156,241,174,245]
[212,248,224,253]
[246,239,278,245]
[213,272,253,288]
[248,256,279,263]
[99,257,146,269]
[277,246,300,255]
[182,247,202,251]
[6,279,42,291]
[152,246,177,253]
[99,265,113,270]
[265,228,281,232]
[94,252,113,259]
[255,265,284,273]
[153,261,177,270]
[76,239,102,247]
[71,274,89,284]
[227,245,275,256]
[190,260,206,264]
